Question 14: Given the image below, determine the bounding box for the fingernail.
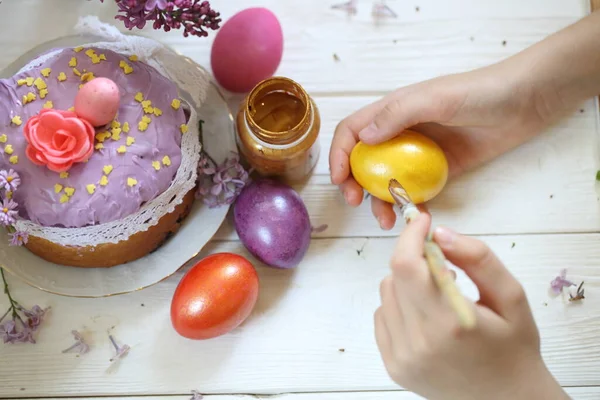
[377,216,385,229]
[434,226,455,247]
[359,122,378,140]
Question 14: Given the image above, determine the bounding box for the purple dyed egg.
[233,179,311,269]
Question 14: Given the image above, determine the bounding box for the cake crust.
[23,188,196,268]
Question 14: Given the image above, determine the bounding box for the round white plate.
[0,34,236,297]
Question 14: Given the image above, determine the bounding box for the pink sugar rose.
[23,109,95,172]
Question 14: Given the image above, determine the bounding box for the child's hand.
[329,63,548,230]
[375,214,570,400]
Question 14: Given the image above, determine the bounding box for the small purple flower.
[0,169,21,192]
[550,269,576,295]
[109,334,131,362]
[145,0,168,11]
[191,390,203,400]
[20,305,50,331]
[196,152,250,208]
[331,0,358,16]
[62,330,90,355]
[0,319,35,344]
[9,230,28,246]
[0,198,18,226]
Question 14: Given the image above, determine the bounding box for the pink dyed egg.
[211,8,284,93]
[74,77,120,127]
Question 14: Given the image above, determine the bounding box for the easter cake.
[0,45,201,268]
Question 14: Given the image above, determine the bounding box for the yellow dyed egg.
[350,130,449,204]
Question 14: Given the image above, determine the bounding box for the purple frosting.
[0,47,187,228]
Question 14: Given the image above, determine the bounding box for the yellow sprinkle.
[99,175,109,186]
[138,121,148,132]
[141,100,152,108]
[72,68,81,77]
[127,177,138,187]
[99,54,107,61]
[134,92,144,102]
[67,106,75,112]
[144,106,154,114]
[54,184,63,193]
[102,165,113,175]
[60,194,69,204]
[162,155,171,166]
[117,145,127,154]
[34,77,47,90]
[25,77,34,86]
[4,145,13,155]
[95,143,104,150]
[57,72,67,82]
[129,55,138,62]
[78,84,84,89]
[123,65,133,74]
[41,68,52,77]
[171,99,181,110]
[91,54,101,64]
[111,120,121,129]
[141,115,152,124]
[22,95,29,104]
[74,46,84,53]
[95,132,107,142]
[85,49,96,58]
[60,171,69,179]
[0,135,6,143]
[152,107,163,117]
[11,116,22,126]
[180,124,188,134]
[122,122,130,133]
[64,187,75,197]
[152,161,161,171]
[86,184,96,194]
[119,60,127,68]
[39,89,48,99]
[9,156,18,165]
[111,128,122,141]
[5,191,12,199]
[43,100,53,109]
[68,57,78,67]
[17,79,27,86]
[126,136,135,146]
[81,72,95,82]
[22,92,36,104]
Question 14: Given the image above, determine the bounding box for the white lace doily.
[13,16,208,247]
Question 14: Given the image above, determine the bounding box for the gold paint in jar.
[236,76,321,182]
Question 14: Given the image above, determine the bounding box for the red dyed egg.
[170,253,259,340]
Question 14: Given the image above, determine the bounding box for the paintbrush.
[388,178,476,330]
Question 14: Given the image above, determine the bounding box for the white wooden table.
[1,0,600,399]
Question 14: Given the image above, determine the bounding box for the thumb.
[432,226,527,321]
[358,89,439,144]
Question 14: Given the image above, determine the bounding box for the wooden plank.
[2,234,600,397]
[213,95,600,240]
[14,387,600,400]
[0,0,587,93]
[592,0,600,11]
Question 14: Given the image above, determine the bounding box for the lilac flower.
[191,390,203,400]
[372,1,397,18]
[195,152,250,208]
[550,269,576,295]
[109,334,131,362]
[0,169,21,192]
[0,198,18,226]
[331,0,357,16]
[145,0,168,11]
[0,269,49,345]
[62,330,90,355]
[111,0,221,38]
[9,230,28,246]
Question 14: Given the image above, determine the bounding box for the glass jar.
[236,76,321,182]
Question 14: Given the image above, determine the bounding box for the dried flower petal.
[109,334,131,362]
[372,1,397,18]
[196,151,250,208]
[191,390,203,400]
[569,281,585,302]
[550,269,576,295]
[62,330,90,354]
[311,224,329,233]
[9,231,28,246]
[331,0,357,16]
